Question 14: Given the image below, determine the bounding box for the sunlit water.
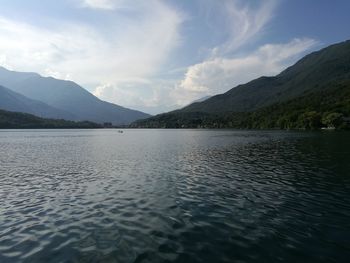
[0,129,349,263]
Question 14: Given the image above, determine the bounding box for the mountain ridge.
[0,85,76,119]
[180,40,350,113]
[0,67,150,125]
[0,109,101,129]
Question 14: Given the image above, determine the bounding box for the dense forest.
[0,109,102,129]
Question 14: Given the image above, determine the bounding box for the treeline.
[0,109,102,129]
[132,81,350,130]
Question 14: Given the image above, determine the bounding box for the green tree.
[322,112,344,128]
[298,111,322,129]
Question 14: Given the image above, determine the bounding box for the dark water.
[0,129,349,263]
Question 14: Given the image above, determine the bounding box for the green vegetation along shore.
[0,109,102,129]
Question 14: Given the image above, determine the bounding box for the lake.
[0,129,349,263]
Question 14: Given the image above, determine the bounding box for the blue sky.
[0,0,349,114]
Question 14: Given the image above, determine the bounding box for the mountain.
[0,109,101,129]
[181,40,350,113]
[182,95,212,108]
[0,67,150,124]
[188,95,211,105]
[0,85,75,119]
[133,40,350,129]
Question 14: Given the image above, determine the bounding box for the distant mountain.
[133,40,350,129]
[0,67,150,125]
[0,85,75,119]
[0,109,101,129]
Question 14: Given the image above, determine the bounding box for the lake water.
[0,129,349,263]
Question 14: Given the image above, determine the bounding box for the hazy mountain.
[133,40,350,129]
[0,109,101,129]
[0,67,150,124]
[0,85,75,119]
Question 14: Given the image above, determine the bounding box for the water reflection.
[0,130,349,262]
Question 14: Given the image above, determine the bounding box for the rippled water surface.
[0,129,350,263]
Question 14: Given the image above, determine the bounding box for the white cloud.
[93,79,179,114]
[172,38,317,106]
[0,1,184,96]
[80,0,118,10]
[0,54,12,70]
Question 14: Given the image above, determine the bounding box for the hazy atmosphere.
[0,0,349,114]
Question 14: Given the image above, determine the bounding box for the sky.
[0,0,349,114]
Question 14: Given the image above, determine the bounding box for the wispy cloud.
[224,0,277,53]
[202,0,278,56]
